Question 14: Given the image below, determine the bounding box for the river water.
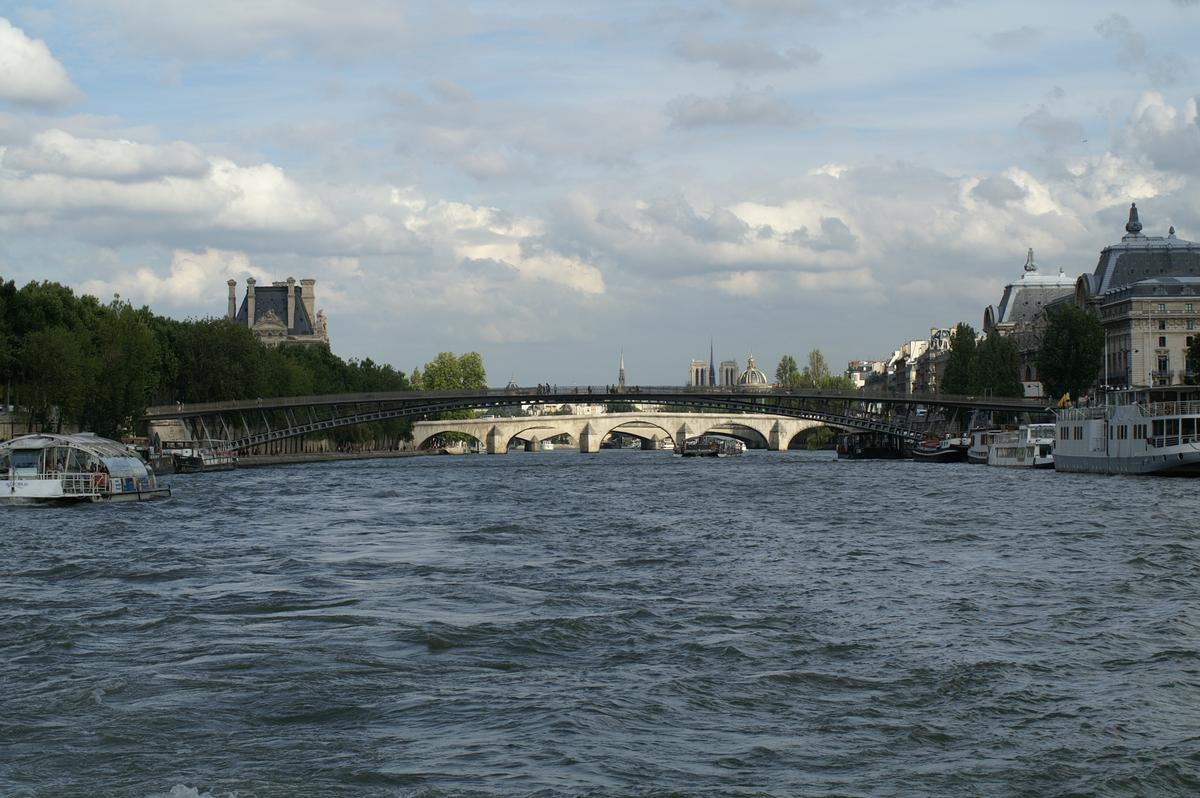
[2,450,1198,797]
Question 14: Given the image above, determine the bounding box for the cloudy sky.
[2,1,1200,384]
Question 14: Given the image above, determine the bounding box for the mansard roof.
[235,284,316,336]
[1083,204,1200,297]
[1099,275,1200,303]
[984,248,1075,332]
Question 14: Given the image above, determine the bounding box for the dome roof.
[737,355,769,386]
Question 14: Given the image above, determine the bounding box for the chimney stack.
[286,276,296,332]
[246,277,256,330]
[300,278,316,321]
[226,279,237,319]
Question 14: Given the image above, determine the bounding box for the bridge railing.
[144,384,1048,419]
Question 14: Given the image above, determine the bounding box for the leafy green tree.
[806,426,835,449]
[775,355,801,386]
[421,351,487,390]
[82,300,161,438]
[976,332,1024,397]
[1037,305,1103,401]
[1188,338,1200,383]
[803,349,830,385]
[822,374,856,390]
[942,323,979,395]
[20,326,92,432]
[0,277,15,407]
[420,352,488,421]
[169,319,267,402]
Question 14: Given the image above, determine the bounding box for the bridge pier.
[486,425,507,455]
[579,422,602,453]
[769,420,788,451]
[642,435,660,451]
[676,423,695,451]
[524,435,541,453]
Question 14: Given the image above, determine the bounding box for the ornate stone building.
[982,248,1075,384]
[1070,205,1200,387]
[736,355,770,388]
[227,277,329,347]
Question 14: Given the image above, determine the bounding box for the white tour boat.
[1055,386,1200,475]
[966,429,1001,465]
[0,433,171,503]
[987,423,1055,469]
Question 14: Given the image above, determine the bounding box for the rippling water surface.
[3,450,1199,797]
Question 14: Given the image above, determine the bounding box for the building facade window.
[1158,303,1167,312]
[1187,303,1194,312]
[1158,319,1167,330]
[1159,336,1168,347]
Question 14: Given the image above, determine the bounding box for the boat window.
[10,450,40,472]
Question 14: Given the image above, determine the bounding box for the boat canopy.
[0,433,150,479]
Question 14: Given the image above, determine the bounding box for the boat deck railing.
[1056,407,1109,420]
[1141,401,1200,417]
[1149,433,1200,448]
[6,472,106,495]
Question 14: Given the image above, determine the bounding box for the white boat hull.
[1054,447,1200,475]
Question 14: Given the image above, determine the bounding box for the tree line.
[774,349,855,391]
[774,349,853,449]
[0,277,485,442]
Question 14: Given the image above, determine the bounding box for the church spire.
[618,348,626,391]
[708,339,716,386]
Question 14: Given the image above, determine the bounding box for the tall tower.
[708,339,716,387]
[618,350,626,391]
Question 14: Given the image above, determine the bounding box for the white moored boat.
[1055,387,1200,475]
[967,429,1001,465]
[987,423,1055,468]
[0,433,171,504]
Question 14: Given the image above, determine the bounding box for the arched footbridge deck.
[140,385,1048,453]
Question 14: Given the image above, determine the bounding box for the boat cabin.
[0,433,168,502]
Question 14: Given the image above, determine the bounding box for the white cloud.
[80,248,270,309]
[1119,92,1200,176]
[0,17,81,107]
[3,129,208,181]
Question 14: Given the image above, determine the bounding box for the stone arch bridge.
[413,413,825,453]
[139,385,1047,453]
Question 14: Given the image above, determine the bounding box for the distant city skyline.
[2,2,1200,384]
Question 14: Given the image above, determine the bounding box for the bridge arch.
[598,418,675,446]
[696,422,771,449]
[504,424,577,451]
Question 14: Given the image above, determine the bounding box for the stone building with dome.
[1067,204,1200,387]
[736,355,770,389]
[227,277,329,348]
[983,247,1077,385]
[688,347,772,389]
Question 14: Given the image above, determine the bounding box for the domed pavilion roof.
[737,355,770,387]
